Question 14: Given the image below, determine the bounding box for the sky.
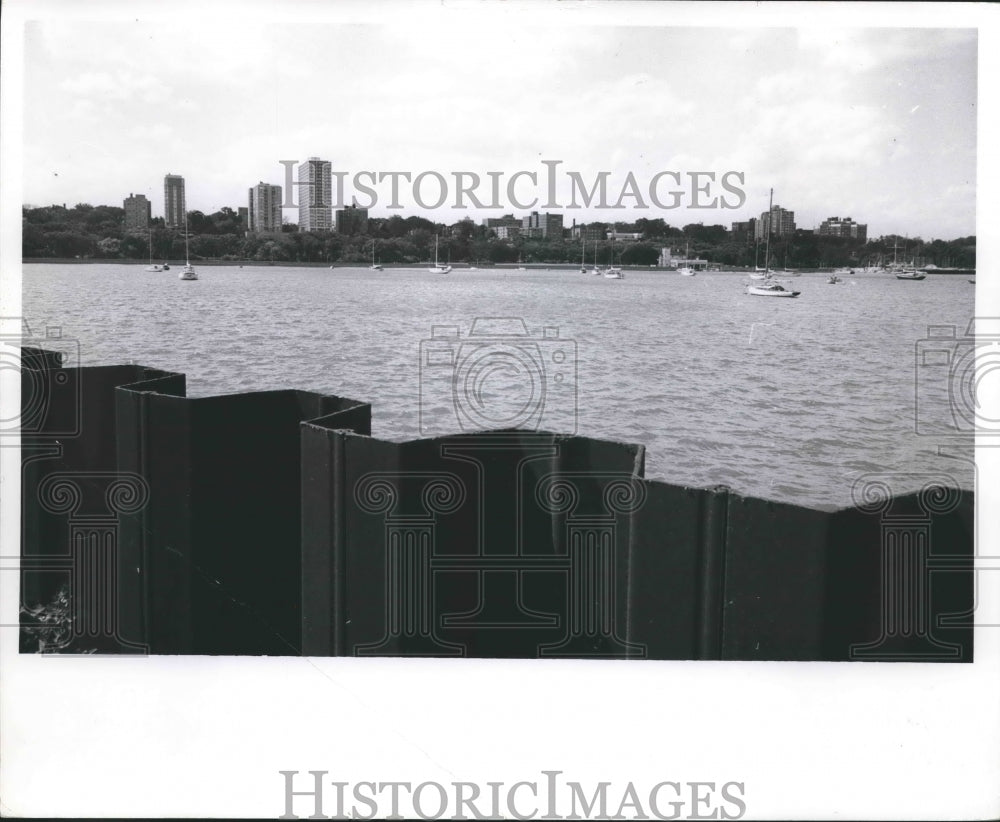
[21,9,978,240]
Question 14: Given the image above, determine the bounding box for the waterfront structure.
[607,231,642,241]
[522,211,564,239]
[659,247,708,269]
[754,204,795,239]
[297,158,332,232]
[817,216,868,242]
[248,182,283,233]
[335,203,368,235]
[163,174,186,228]
[123,193,150,232]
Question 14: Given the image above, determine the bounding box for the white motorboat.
[428,236,451,274]
[747,281,800,297]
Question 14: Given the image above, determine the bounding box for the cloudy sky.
[21,7,977,239]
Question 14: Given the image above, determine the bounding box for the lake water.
[21,263,976,509]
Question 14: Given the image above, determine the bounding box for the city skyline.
[22,17,976,239]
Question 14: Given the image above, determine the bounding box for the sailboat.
[749,242,768,279]
[603,233,623,279]
[678,241,696,276]
[746,189,799,298]
[580,237,588,274]
[777,253,799,277]
[887,238,925,280]
[428,236,451,274]
[145,230,163,272]
[591,240,602,275]
[179,213,197,280]
[369,240,383,271]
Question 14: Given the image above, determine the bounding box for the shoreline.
[21,258,977,275]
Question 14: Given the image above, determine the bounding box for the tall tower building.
[164,174,186,228]
[755,204,796,239]
[297,158,332,232]
[248,182,283,233]
[123,193,151,232]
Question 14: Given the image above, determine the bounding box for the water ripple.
[22,264,975,508]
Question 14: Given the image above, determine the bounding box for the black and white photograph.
[1,0,998,818]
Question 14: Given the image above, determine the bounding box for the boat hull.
[747,285,799,297]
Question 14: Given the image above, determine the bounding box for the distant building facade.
[495,225,521,240]
[755,205,795,239]
[297,157,332,232]
[607,231,642,241]
[238,207,249,232]
[730,218,757,244]
[123,193,151,232]
[570,224,605,243]
[817,216,867,242]
[659,247,708,269]
[482,215,521,235]
[522,211,563,239]
[335,203,368,234]
[248,182,283,233]
[163,174,186,228]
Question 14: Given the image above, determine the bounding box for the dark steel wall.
[20,350,973,660]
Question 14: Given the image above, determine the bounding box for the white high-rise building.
[248,182,283,233]
[297,158,332,232]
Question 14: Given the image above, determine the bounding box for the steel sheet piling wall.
[20,350,974,660]
[115,384,372,654]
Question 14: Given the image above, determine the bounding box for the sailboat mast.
[764,188,773,273]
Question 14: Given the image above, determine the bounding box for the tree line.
[22,203,976,268]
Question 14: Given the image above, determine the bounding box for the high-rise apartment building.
[730,218,757,245]
[754,204,795,239]
[164,174,186,228]
[123,193,151,232]
[334,203,368,234]
[297,158,332,232]
[248,182,283,233]
[522,211,564,239]
[817,216,868,242]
